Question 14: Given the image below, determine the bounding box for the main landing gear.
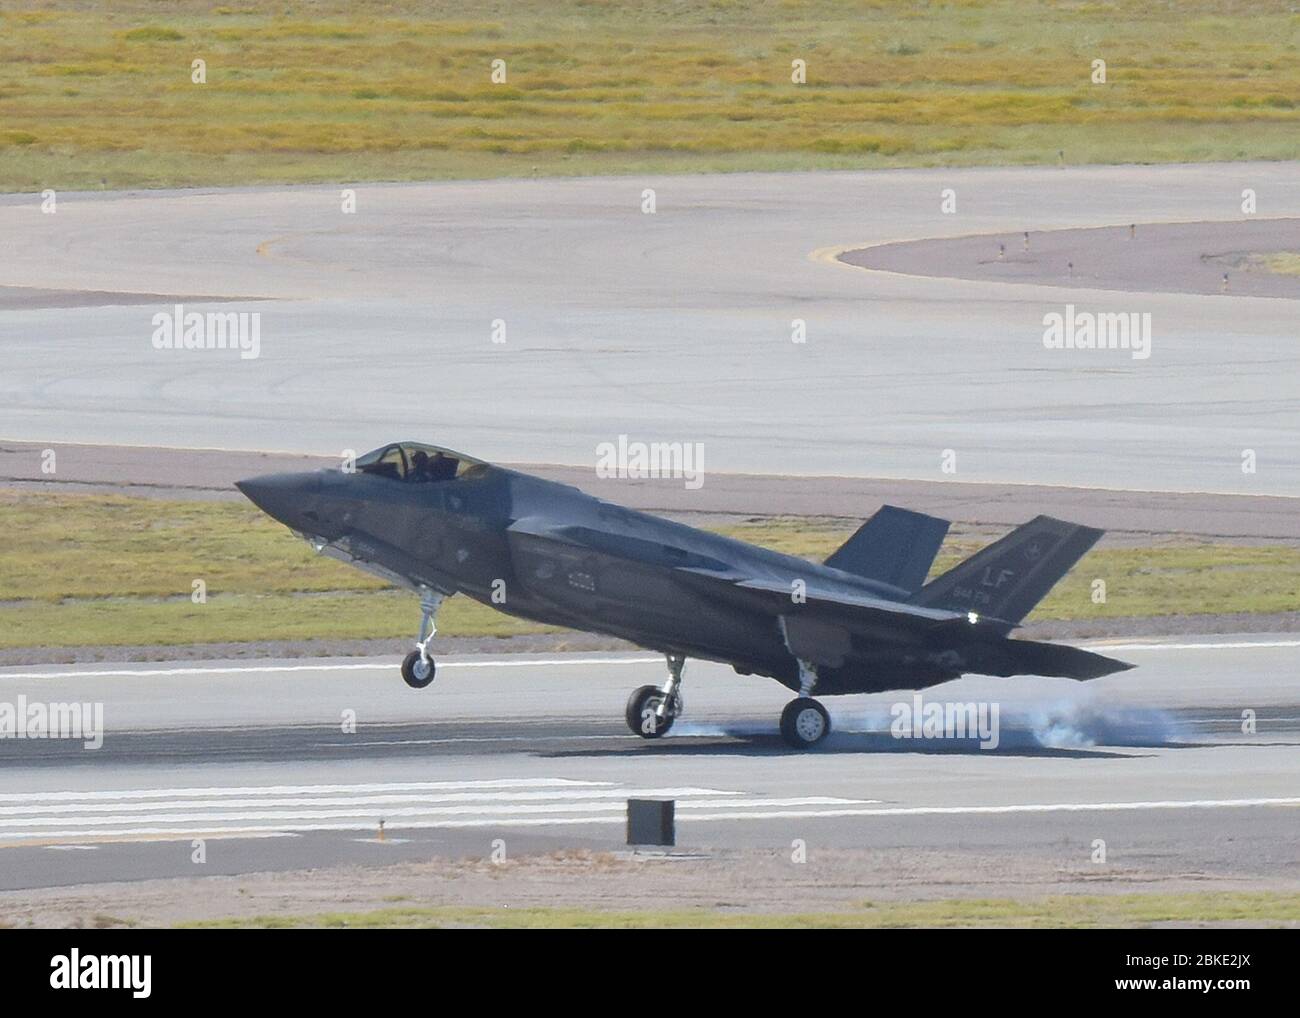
[400,591,444,689]
[624,653,832,750]
[626,653,685,738]
[779,659,831,750]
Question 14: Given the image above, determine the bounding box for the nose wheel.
[401,651,435,688]
[401,591,444,689]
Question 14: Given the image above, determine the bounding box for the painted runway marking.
[0,657,662,680]
[0,787,749,817]
[1,774,1293,844]
[0,778,875,843]
[5,796,1296,841]
[0,778,604,803]
[0,799,874,830]
[1092,640,1300,652]
[677,797,1300,822]
[2,638,1296,682]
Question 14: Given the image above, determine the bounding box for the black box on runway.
[627,798,674,846]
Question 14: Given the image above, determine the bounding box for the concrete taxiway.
[0,638,1295,891]
[1,163,1299,494]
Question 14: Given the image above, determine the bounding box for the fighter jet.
[237,441,1132,749]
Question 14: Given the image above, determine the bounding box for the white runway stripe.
[0,787,748,817]
[0,657,661,680]
[0,778,871,842]
[1095,639,1300,652]
[0,778,604,803]
[6,795,1297,841]
[0,638,1294,681]
[0,797,868,830]
[680,796,1300,821]
[3,778,1290,844]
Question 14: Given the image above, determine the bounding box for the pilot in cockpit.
[427,452,456,481]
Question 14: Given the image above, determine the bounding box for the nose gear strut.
[400,590,444,689]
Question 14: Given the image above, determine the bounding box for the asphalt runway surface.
[842,217,1300,299]
[2,163,1299,494]
[0,638,1296,891]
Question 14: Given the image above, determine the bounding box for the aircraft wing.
[678,568,996,626]
[676,568,1129,678]
[672,566,1011,666]
[505,515,993,638]
[505,519,1127,679]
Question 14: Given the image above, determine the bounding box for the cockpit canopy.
[355,442,488,483]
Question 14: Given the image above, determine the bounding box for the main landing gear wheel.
[780,697,831,749]
[626,685,676,738]
[401,650,436,689]
[626,653,687,739]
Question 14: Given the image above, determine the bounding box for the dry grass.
[1258,251,1300,276]
[0,490,1297,648]
[185,890,1300,928]
[0,1,1296,189]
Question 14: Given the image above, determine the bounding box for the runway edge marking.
[3,796,1297,843]
[4,641,1297,681]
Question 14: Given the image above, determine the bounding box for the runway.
[2,162,1299,494]
[1,638,1295,891]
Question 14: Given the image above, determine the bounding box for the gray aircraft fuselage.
[237,442,1129,699]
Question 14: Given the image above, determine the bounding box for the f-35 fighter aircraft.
[237,441,1132,749]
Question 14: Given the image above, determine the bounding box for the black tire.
[626,684,675,738]
[401,650,436,689]
[780,697,830,749]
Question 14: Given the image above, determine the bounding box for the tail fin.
[824,505,950,594]
[908,515,1102,624]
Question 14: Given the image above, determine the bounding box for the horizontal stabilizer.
[909,515,1102,625]
[824,505,950,593]
[983,638,1134,681]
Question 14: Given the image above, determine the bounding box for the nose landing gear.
[400,591,444,689]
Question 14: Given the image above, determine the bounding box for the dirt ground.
[4,848,1297,929]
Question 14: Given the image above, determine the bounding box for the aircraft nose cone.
[235,472,319,527]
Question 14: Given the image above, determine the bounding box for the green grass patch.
[182,890,1300,928]
[0,490,1296,649]
[1257,251,1300,276]
[0,0,1296,189]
